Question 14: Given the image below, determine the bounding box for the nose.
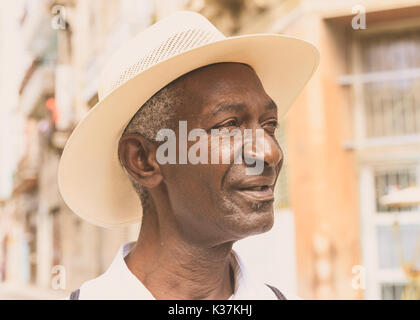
[243,129,283,168]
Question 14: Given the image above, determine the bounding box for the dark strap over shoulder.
[69,289,80,300]
[266,284,287,300]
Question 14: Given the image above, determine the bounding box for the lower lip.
[234,188,274,202]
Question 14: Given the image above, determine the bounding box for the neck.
[125,200,235,300]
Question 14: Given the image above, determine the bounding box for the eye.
[263,120,279,135]
[213,118,239,130]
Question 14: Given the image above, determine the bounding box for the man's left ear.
[118,133,163,189]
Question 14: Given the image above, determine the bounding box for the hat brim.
[58,34,319,228]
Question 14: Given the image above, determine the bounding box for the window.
[375,168,418,213]
[381,283,405,300]
[376,224,420,270]
[359,164,420,300]
[360,29,420,138]
[349,24,420,300]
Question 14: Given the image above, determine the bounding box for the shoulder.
[261,283,302,300]
[231,249,301,300]
[67,272,112,300]
[67,241,139,300]
[282,290,303,300]
[267,284,303,300]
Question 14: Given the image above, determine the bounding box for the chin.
[227,206,275,240]
[217,195,275,239]
[249,208,275,235]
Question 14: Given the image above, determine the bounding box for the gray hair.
[119,80,182,212]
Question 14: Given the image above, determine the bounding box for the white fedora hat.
[58,11,319,228]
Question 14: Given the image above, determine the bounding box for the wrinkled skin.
[119,62,283,300]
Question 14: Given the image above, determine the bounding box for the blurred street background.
[1,0,420,300]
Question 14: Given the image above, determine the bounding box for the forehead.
[175,62,272,119]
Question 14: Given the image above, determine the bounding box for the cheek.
[161,163,225,205]
[159,134,237,207]
[208,133,242,165]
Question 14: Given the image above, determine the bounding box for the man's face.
[158,62,283,245]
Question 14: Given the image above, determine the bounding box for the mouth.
[235,185,275,202]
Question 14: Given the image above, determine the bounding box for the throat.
[125,240,236,300]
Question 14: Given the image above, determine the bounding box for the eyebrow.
[265,100,277,112]
[210,102,246,117]
[210,100,277,117]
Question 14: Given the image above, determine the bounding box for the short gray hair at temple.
[119,79,183,212]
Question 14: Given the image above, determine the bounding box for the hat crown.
[98,11,225,100]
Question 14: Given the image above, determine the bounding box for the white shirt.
[72,241,296,300]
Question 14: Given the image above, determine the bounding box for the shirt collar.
[79,241,276,300]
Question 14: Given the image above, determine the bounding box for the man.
[58,11,319,300]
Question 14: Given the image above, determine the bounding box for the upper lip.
[233,177,276,190]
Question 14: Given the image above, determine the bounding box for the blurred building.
[242,0,420,300]
[0,0,144,298]
[1,0,420,300]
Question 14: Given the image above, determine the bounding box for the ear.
[118,133,163,189]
